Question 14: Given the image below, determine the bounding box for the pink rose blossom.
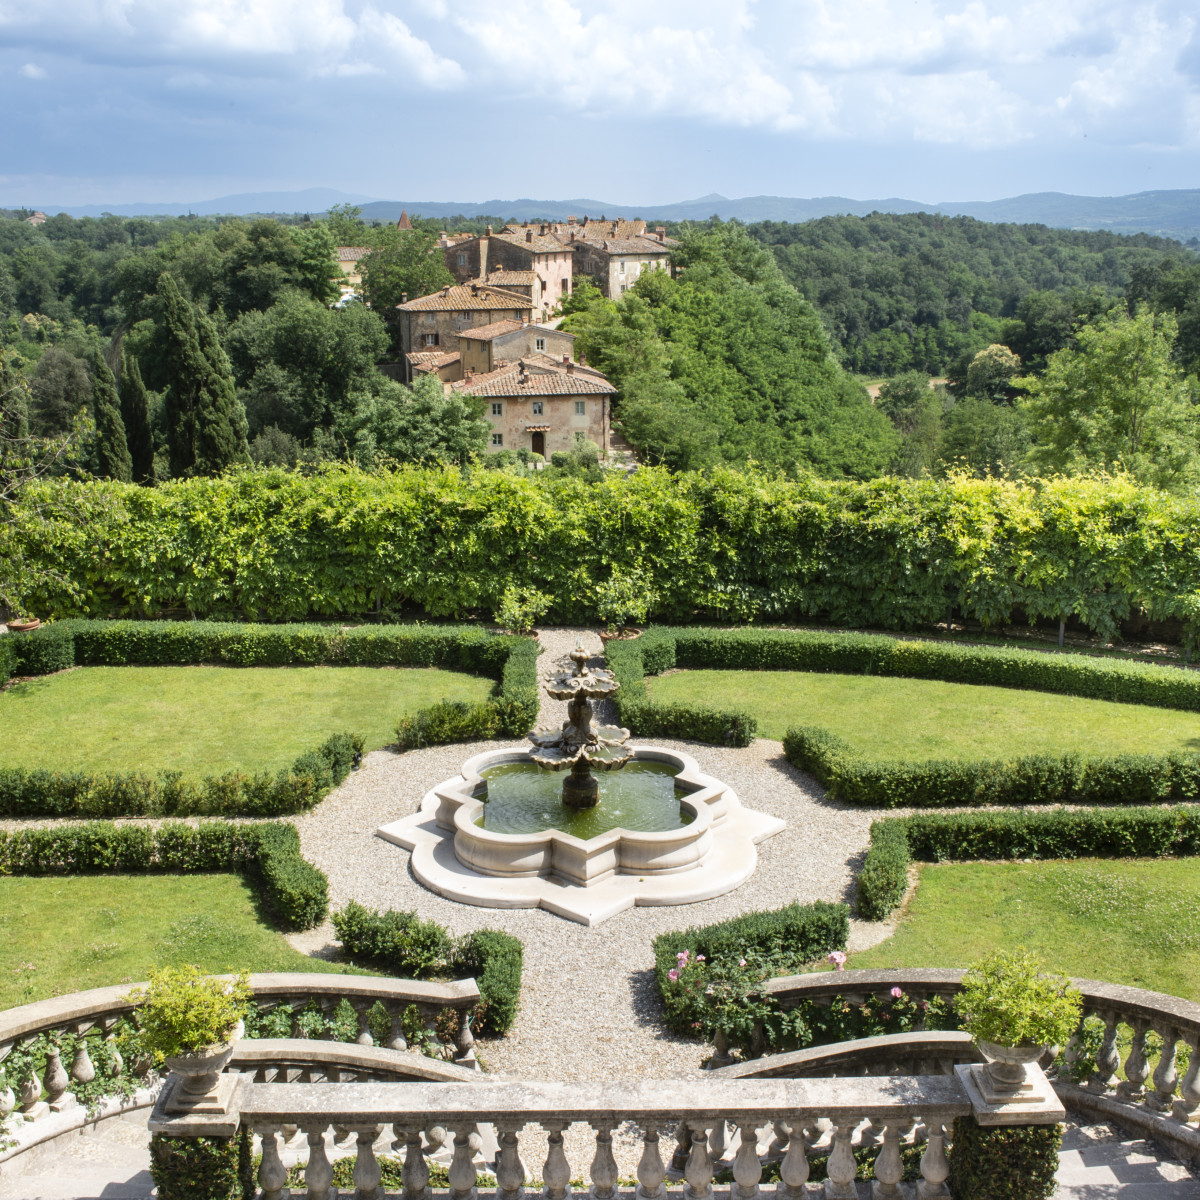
[668,969,679,981]
[828,951,847,971]
[696,955,705,962]
[890,987,903,999]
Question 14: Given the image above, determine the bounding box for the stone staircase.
[2,1117,1196,1199]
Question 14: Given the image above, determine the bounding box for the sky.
[2,0,1199,207]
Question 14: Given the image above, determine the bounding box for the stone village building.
[444,228,574,320]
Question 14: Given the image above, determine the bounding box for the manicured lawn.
[0,875,366,1008]
[850,859,1200,1001]
[646,669,1200,759]
[0,665,494,776]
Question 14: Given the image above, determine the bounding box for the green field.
[646,670,1200,759]
[0,665,493,776]
[0,875,364,1008]
[851,859,1200,1001]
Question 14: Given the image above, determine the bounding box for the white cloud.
[19,62,47,79]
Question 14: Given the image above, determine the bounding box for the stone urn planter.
[976,1039,1047,1099]
[164,1019,244,1105]
[6,618,40,633]
[599,627,642,643]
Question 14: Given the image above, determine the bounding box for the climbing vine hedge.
[10,466,1200,642]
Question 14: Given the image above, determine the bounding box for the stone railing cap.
[710,1031,979,1078]
[231,1039,482,1082]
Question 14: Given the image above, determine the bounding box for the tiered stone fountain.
[377,641,784,925]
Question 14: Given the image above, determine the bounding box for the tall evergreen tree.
[156,273,248,477]
[118,350,156,483]
[90,351,132,482]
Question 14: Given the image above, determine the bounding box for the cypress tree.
[91,351,133,482]
[118,350,156,483]
[156,273,248,477]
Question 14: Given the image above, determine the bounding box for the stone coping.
[241,1076,973,1125]
[232,1039,481,1082]
[710,1031,980,1078]
[0,973,479,1046]
[759,969,1200,1037]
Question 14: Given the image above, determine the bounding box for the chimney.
[656,226,665,242]
[486,224,493,235]
[401,292,408,304]
[563,354,570,364]
[526,230,533,243]
[580,352,587,365]
[566,362,575,375]
[568,215,576,225]
[442,286,451,296]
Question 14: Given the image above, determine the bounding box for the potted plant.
[127,966,250,1105]
[5,614,40,633]
[494,585,552,638]
[595,565,658,640]
[956,949,1082,1100]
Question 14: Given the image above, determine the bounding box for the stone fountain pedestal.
[376,746,785,926]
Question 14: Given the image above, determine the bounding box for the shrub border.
[0,819,329,930]
[857,804,1200,920]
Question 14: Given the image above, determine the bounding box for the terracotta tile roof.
[405,350,461,371]
[456,319,526,342]
[492,231,575,256]
[398,284,533,313]
[452,358,616,398]
[571,234,676,256]
[477,270,536,287]
[336,246,372,261]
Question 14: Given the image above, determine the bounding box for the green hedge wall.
[331,902,524,1036]
[948,1118,1062,1200]
[0,819,328,930]
[608,625,1200,749]
[783,725,1200,810]
[0,731,364,820]
[858,805,1200,919]
[149,1130,255,1200]
[11,468,1200,646]
[0,636,13,687]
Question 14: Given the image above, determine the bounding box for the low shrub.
[8,622,74,675]
[947,1118,1062,1200]
[0,635,14,686]
[653,902,849,1051]
[0,732,364,819]
[856,821,911,920]
[856,805,1200,919]
[149,1131,254,1200]
[128,965,251,1058]
[0,819,329,930]
[395,700,498,749]
[783,725,1200,810]
[331,903,524,1036]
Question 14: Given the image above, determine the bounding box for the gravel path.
[290,629,894,1093]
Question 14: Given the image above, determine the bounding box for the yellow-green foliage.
[128,965,251,1058]
[8,466,1200,643]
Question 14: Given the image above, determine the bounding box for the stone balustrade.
[718,968,1200,1165]
[0,973,480,1171]
[233,1076,987,1200]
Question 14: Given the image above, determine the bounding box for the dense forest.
[746,212,1195,376]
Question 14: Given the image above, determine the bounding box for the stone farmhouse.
[518,215,677,297]
[396,283,533,381]
[450,353,616,459]
[444,227,574,320]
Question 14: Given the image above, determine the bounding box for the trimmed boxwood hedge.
[607,626,1200,748]
[857,805,1200,920]
[0,732,364,819]
[948,1117,1062,1200]
[149,1130,255,1200]
[0,818,329,930]
[331,902,524,1036]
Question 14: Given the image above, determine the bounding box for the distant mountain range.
[26,187,1200,242]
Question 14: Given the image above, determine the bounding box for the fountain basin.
[376,746,786,925]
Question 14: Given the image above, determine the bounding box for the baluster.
[422,1006,442,1057]
[859,1117,884,1149]
[42,1044,72,1110]
[354,1126,383,1200]
[495,1123,527,1200]
[455,1011,477,1068]
[397,1124,430,1200]
[871,1123,903,1200]
[916,1122,951,1200]
[824,1121,857,1200]
[766,1120,789,1159]
[449,1125,479,1200]
[19,1072,44,1119]
[387,1006,408,1052]
[281,1123,299,1145]
[257,1127,289,1200]
[635,1125,666,1200]
[70,1038,95,1086]
[731,1122,762,1200]
[354,1001,374,1047]
[1060,1019,1084,1082]
[669,1122,691,1177]
[541,1120,572,1200]
[1118,1021,1150,1100]
[1173,1036,1200,1124]
[304,1126,334,1200]
[590,1121,619,1200]
[709,1030,735,1069]
[1093,1012,1121,1089]
[778,1121,810,1200]
[707,1120,728,1163]
[684,1122,714,1200]
[1148,1027,1180,1111]
[105,1025,124,1077]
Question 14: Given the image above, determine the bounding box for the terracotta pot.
[599,627,643,643]
[163,1019,244,1101]
[6,618,40,633]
